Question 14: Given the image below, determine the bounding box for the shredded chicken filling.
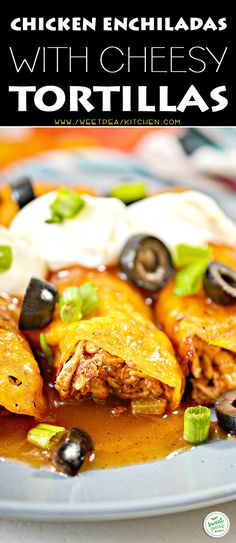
[191,336,236,405]
[55,340,169,413]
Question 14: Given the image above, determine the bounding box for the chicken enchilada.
[1,179,236,475]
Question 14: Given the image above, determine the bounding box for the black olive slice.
[68,427,93,451]
[54,427,93,476]
[204,262,236,305]
[119,234,174,292]
[11,178,35,209]
[215,389,236,433]
[19,277,58,330]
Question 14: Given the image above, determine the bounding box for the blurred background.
[0,126,236,219]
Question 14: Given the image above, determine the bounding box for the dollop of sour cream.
[127,191,236,252]
[10,192,131,269]
[0,226,47,295]
[10,190,236,271]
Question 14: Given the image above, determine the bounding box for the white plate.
[0,439,236,520]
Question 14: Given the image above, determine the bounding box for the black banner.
[0,10,234,126]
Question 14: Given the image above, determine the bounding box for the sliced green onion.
[0,245,13,272]
[40,333,54,367]
[174,244,212,268]
[174,261,209,297]
[79,281,100,316]
[59,282,99,323]
[131,398,167,416]
[46,213,63,224]
[184,406,211,444]
[174,243,212,297]
[27,423,66,449]
[46,187,85,224]
[59,286,83,323]
[109,182,147,204]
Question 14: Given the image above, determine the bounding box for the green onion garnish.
[174,244,212,297]
[79,281,100,317]
[59,281,99,323]
[174,261,210,297]
[40,333,54,367]
[109,182,147,204]
[59,286,83,323]
[184,406,211,444]
[46,187,85,224]
[174,244,212,268]
[27,423,66,449]
[0,245,13,272]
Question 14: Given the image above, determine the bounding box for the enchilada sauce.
[0,391,192,472]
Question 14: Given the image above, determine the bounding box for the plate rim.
[0,464,236,521]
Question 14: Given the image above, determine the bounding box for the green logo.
[204,511,230,538]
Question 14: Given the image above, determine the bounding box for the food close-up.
[1,129,236,482]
